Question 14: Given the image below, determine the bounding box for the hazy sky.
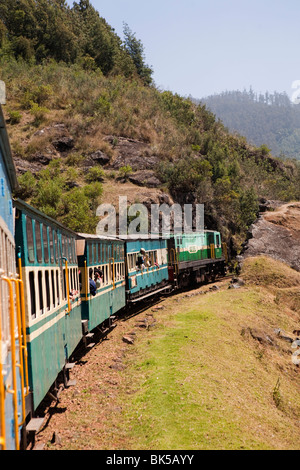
[68,0,300,99]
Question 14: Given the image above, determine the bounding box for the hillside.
[201,89,300,161]
[0,1,299,259]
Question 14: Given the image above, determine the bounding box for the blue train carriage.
[167,231,227,287]
[76,234,126,332]
[124,236,171,302]
[0,105,26,450]
[14,199,83,416]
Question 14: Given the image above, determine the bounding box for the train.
[0,103,227,450]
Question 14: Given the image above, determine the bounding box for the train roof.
[118,230,219,241]
[0,105,18,192]
[14,198,78,236]
[77,232,123,242]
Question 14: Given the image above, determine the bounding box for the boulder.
[128,170,161,188]
[52,136,74,152]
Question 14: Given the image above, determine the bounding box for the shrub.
[118,165,133,180]
[8,109,22,124]
[30,102,49,126]
[16,171,36,199]
[85,166,105,183]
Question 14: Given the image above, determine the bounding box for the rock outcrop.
[241,201,300,272]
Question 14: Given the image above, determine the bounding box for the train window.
[73,239,76,263]
[35,223,42,263]
[128,253,137,271]
[26,216,35,263]
[29,271,36,319]
[64,236,67,258]
[216,234,220,246]
[56,270,60,305]
[65,236,68,259]
[98,244,101,262]
[49,227,54,263]
[61,236,65,259]
[45,271,50,311]
[71,268,75,290]
[208,233,214,245]
[43,225,49,263]
[79,269,82,292]
[75,268,78,291]
[63,269,66,300]
[38,271,44,315]
[69,238,73,263]
[66,238,70,262]
[89,244,93,264]
[51,270,56,308]
[93,244,97,264]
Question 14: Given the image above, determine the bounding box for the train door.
[167,237,178,284]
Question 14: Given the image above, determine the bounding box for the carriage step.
[66,379,77,387]
[65,362,75,370]
[26,417,45,433]
[85,332,94,338]
[87,343,95,348]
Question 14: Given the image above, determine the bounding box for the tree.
[123,22,153,86]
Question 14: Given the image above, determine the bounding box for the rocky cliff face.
[241,201,300,272]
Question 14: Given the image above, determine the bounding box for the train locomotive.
[0,104,227,450]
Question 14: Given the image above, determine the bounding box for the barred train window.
[45,271,50,311]
[29,271,36,319]
[56,270,60,305]
[51,270,55,308]
[26,216,35,263]
[38,271,44,314]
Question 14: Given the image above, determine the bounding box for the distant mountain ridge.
[197,89,300,161]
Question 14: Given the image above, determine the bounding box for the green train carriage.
[14,199,83,413]
[167,231,227,287]
[76,234,126,333]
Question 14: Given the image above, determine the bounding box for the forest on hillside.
[0,0,153,84]
[0,0,299,256]
[200,89,300,161]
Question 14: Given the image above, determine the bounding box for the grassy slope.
[122,284,299,449]
[38,256,300,450]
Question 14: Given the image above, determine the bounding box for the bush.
[8,109,22,124]
[118,165,133,180]
[16,171,36,199]
[30,102,49,126]
[85,166,105,183]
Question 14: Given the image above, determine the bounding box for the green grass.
[38,259,300,450]
[117,285,300,450]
